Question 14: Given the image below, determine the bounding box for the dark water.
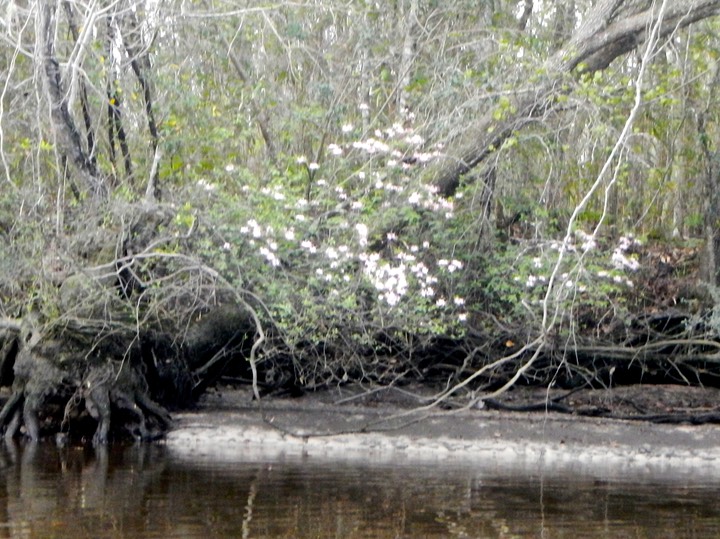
[0,442,718,538]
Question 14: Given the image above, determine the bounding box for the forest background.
[2,0,720,441]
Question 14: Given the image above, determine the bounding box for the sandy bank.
[163,387,720,481]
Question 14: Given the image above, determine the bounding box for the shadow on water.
[0,441,718,537]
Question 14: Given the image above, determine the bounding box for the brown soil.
[483,384,720,421]
[203,382,720,424]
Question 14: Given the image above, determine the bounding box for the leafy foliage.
[1,1,720,397]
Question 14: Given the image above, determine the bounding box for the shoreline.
[164,389,720,481]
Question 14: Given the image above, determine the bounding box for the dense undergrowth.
[1,118,718,443]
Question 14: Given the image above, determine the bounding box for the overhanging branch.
[433,0,720,197]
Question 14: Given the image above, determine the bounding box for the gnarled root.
[0,347,66,442]
[82,362,172,444]
[0,391,24,442]
[0,352,172,444]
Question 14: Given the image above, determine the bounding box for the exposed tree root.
[0,342,172,444]
[80,362,172,444]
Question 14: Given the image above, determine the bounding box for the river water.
[0,442,718,538]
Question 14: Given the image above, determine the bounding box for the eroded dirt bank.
[164,385,720,480]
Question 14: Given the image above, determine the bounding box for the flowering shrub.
[172,108,653,386]
[178,114,471,383]
[482,229,642,331]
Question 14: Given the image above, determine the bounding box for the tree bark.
[106,15,133,185]
[397,0,418,119]
[63,2,97,170]
[433,0,720,198]
[41,2,105,198]
[698,115,720,285]
[123,11,160,200]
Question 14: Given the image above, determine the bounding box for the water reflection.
[0,441,717,537]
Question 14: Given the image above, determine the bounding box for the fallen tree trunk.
[433,0,720,197]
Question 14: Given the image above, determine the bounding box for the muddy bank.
[164,386,720,480]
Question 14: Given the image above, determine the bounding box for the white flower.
[421,287,435,297]
[308,162,320,171]
[197,179,216,191]
[246,219,262,238]
[453,296,465,306]
[384,291,400,306]
[296,155,307,164]
[342,123,354,133]
[225,164,235,172]
[259,247,280,267]
[358,103,370,111]
[611,251,640,271]
[582,239,597,252]
[458,313,468,322]
[405,134,424,145]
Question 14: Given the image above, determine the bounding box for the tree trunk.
[699,126,720,285]
[396,0,418,119]
[41,2,105,198]
[432,0,720,198]
[698,57,720,285]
